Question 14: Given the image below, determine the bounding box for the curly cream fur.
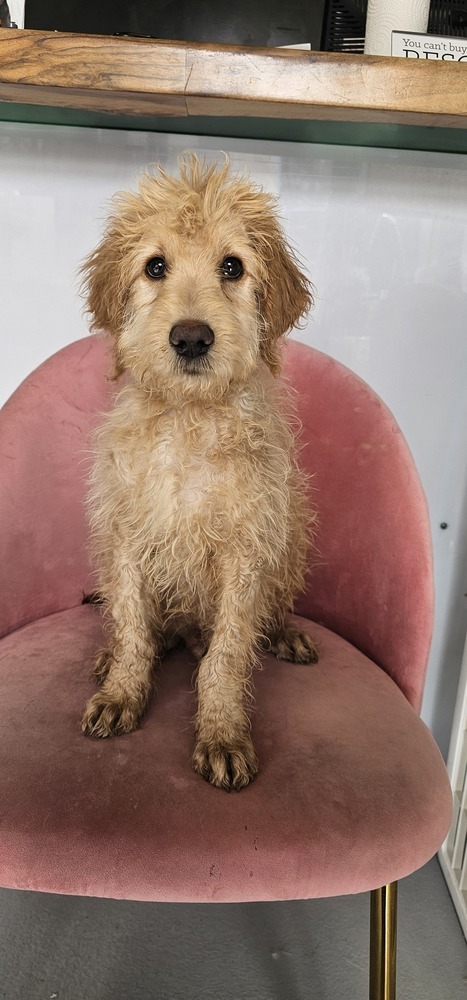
[81,155,318,790]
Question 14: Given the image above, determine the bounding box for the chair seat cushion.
[0,606,451,903]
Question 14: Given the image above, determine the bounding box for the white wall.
[1,120,466,756]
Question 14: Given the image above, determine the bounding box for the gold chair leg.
[369,881,398,1000]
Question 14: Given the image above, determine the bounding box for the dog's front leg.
[82,559,159,738]
[192,561,261,791]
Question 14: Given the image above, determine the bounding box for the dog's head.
[82,156,312,399]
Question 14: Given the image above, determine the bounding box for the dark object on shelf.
[23,0,467,51]
[24,0,327,48]
[321,0,367,53]
[428,0,467,35]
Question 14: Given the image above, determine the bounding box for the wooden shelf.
[1,28,467,151]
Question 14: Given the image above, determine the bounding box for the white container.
[364,0,430,55]
[7,1,25,28]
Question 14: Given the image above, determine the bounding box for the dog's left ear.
[257,229,312,376]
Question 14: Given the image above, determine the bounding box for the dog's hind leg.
[82,561,161,738]
[265,616,319,664]
[270,626,319,664]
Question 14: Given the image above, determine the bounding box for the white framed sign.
[392,30,467,61]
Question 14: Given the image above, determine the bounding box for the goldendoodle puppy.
[81,155,318,790]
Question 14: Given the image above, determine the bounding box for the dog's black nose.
[169,322,215,359]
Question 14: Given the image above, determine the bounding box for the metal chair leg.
[369,882,398,1000]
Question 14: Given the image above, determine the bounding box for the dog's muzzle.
[169,321,215,360]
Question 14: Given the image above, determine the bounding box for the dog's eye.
[145,256,167,280]
[221,256,243,280]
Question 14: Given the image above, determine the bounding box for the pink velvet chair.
[0,335,451,999]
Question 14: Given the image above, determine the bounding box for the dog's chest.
[154,436,220,505]
[116,396,282,561]
[145,422,230,532]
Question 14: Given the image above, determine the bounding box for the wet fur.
[81,156,318,790]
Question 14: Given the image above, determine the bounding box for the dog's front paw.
[272,626,319,664]
[193,733,259,791]
[81,689,143,738]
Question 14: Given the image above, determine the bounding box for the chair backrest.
[0,335,433,710]
[0,336,111,642]
[284,339,433,712]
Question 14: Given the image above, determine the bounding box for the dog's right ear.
[81,229,128,378]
